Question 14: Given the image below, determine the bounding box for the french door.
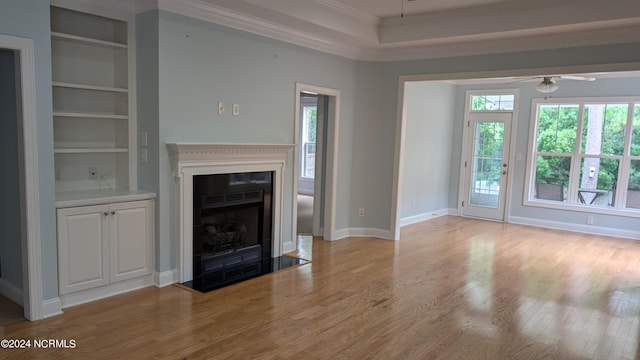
[461,112,512,220]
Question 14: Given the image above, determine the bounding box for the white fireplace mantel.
[166,143,294,283]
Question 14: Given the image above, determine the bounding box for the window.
[471,94,514,111]
[300,98,317,179]
[526,97,640,214]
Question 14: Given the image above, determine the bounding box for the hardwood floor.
[2,216,640,359]
[0,295,23,327]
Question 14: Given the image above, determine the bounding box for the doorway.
[461,112,513,220]
[0,34,44,321]
[293,83,340,242]
[0,48,25,325]
[297,93,319,235]
[459,91,517,221]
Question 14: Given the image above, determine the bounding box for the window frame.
[524,96,640,218]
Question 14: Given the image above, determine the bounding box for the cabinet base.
[60,275,153,309]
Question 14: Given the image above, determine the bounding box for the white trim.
[42,298,63,319]
[154,269,178,287]
[60,275,153,308]
[399,208,452,227]
[389,80,408,240]
[157,0,368,61]
[333,228,393,240]
[0,279,23,307]
[166,143,293,283]
[509,216,640,240]
[293,83,340,241]
[282,240,296,254]
[459,89,519,221]
[0,35,43,321]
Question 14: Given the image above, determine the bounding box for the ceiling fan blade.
[558,75,596,81]
[505,77,536,84]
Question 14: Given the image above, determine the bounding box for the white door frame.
[0,35,44,320]
[293,83,340,241]
[390,63,640,240]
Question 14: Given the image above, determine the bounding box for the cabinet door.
[109,200,153,282]
[57,205,110,295]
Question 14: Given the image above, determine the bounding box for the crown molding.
[144,0,640,62]
[312,0,380,26]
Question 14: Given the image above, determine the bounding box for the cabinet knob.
[111,211,116,215]
[103,212,109,216]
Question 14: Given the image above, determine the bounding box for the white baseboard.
[334,227,393,240]
[282,239,295,254]
[0,278,23,306]
[509,216,640,240]
[60,275,154,309]
[42,298,63,318]
[399,208,454,227]
[154,270,178,287]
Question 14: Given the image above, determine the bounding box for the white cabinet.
[51,5,134,194]
[57,200,153,295]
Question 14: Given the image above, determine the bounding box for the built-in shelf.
[52,82,128,93]
[53,111,128,120]
[54,148,129,154]
[51,31,127,49]
[52,5,132,195]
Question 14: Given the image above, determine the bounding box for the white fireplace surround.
[167,143,294,283]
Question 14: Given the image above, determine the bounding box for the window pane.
[576,157,618,207]
[627,160,640,209]
[470,122,504,207]
[534,155,570,201]
[471,96,486,111]
[631,104,640,156]
[581,104,627,156]
[471,95,514,111]
[536,105,579,153]
[498,95,514,110]
[301,106,317,179]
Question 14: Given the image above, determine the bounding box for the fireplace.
[167,143,297,287]
[192,171,273,290]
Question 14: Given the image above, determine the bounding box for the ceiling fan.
[514,75,596,95]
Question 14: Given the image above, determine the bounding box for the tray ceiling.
[86,0,640,61]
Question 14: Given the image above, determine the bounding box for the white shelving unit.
[51,6,133,194]
[51,5,155,305]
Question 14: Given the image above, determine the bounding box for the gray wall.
[0,0,57,301]
[0,49,22,293]
[401,81,456,218]
[137,11,389,272]
[136,11,161,270]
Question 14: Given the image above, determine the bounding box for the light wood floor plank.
[2,216,640,359]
